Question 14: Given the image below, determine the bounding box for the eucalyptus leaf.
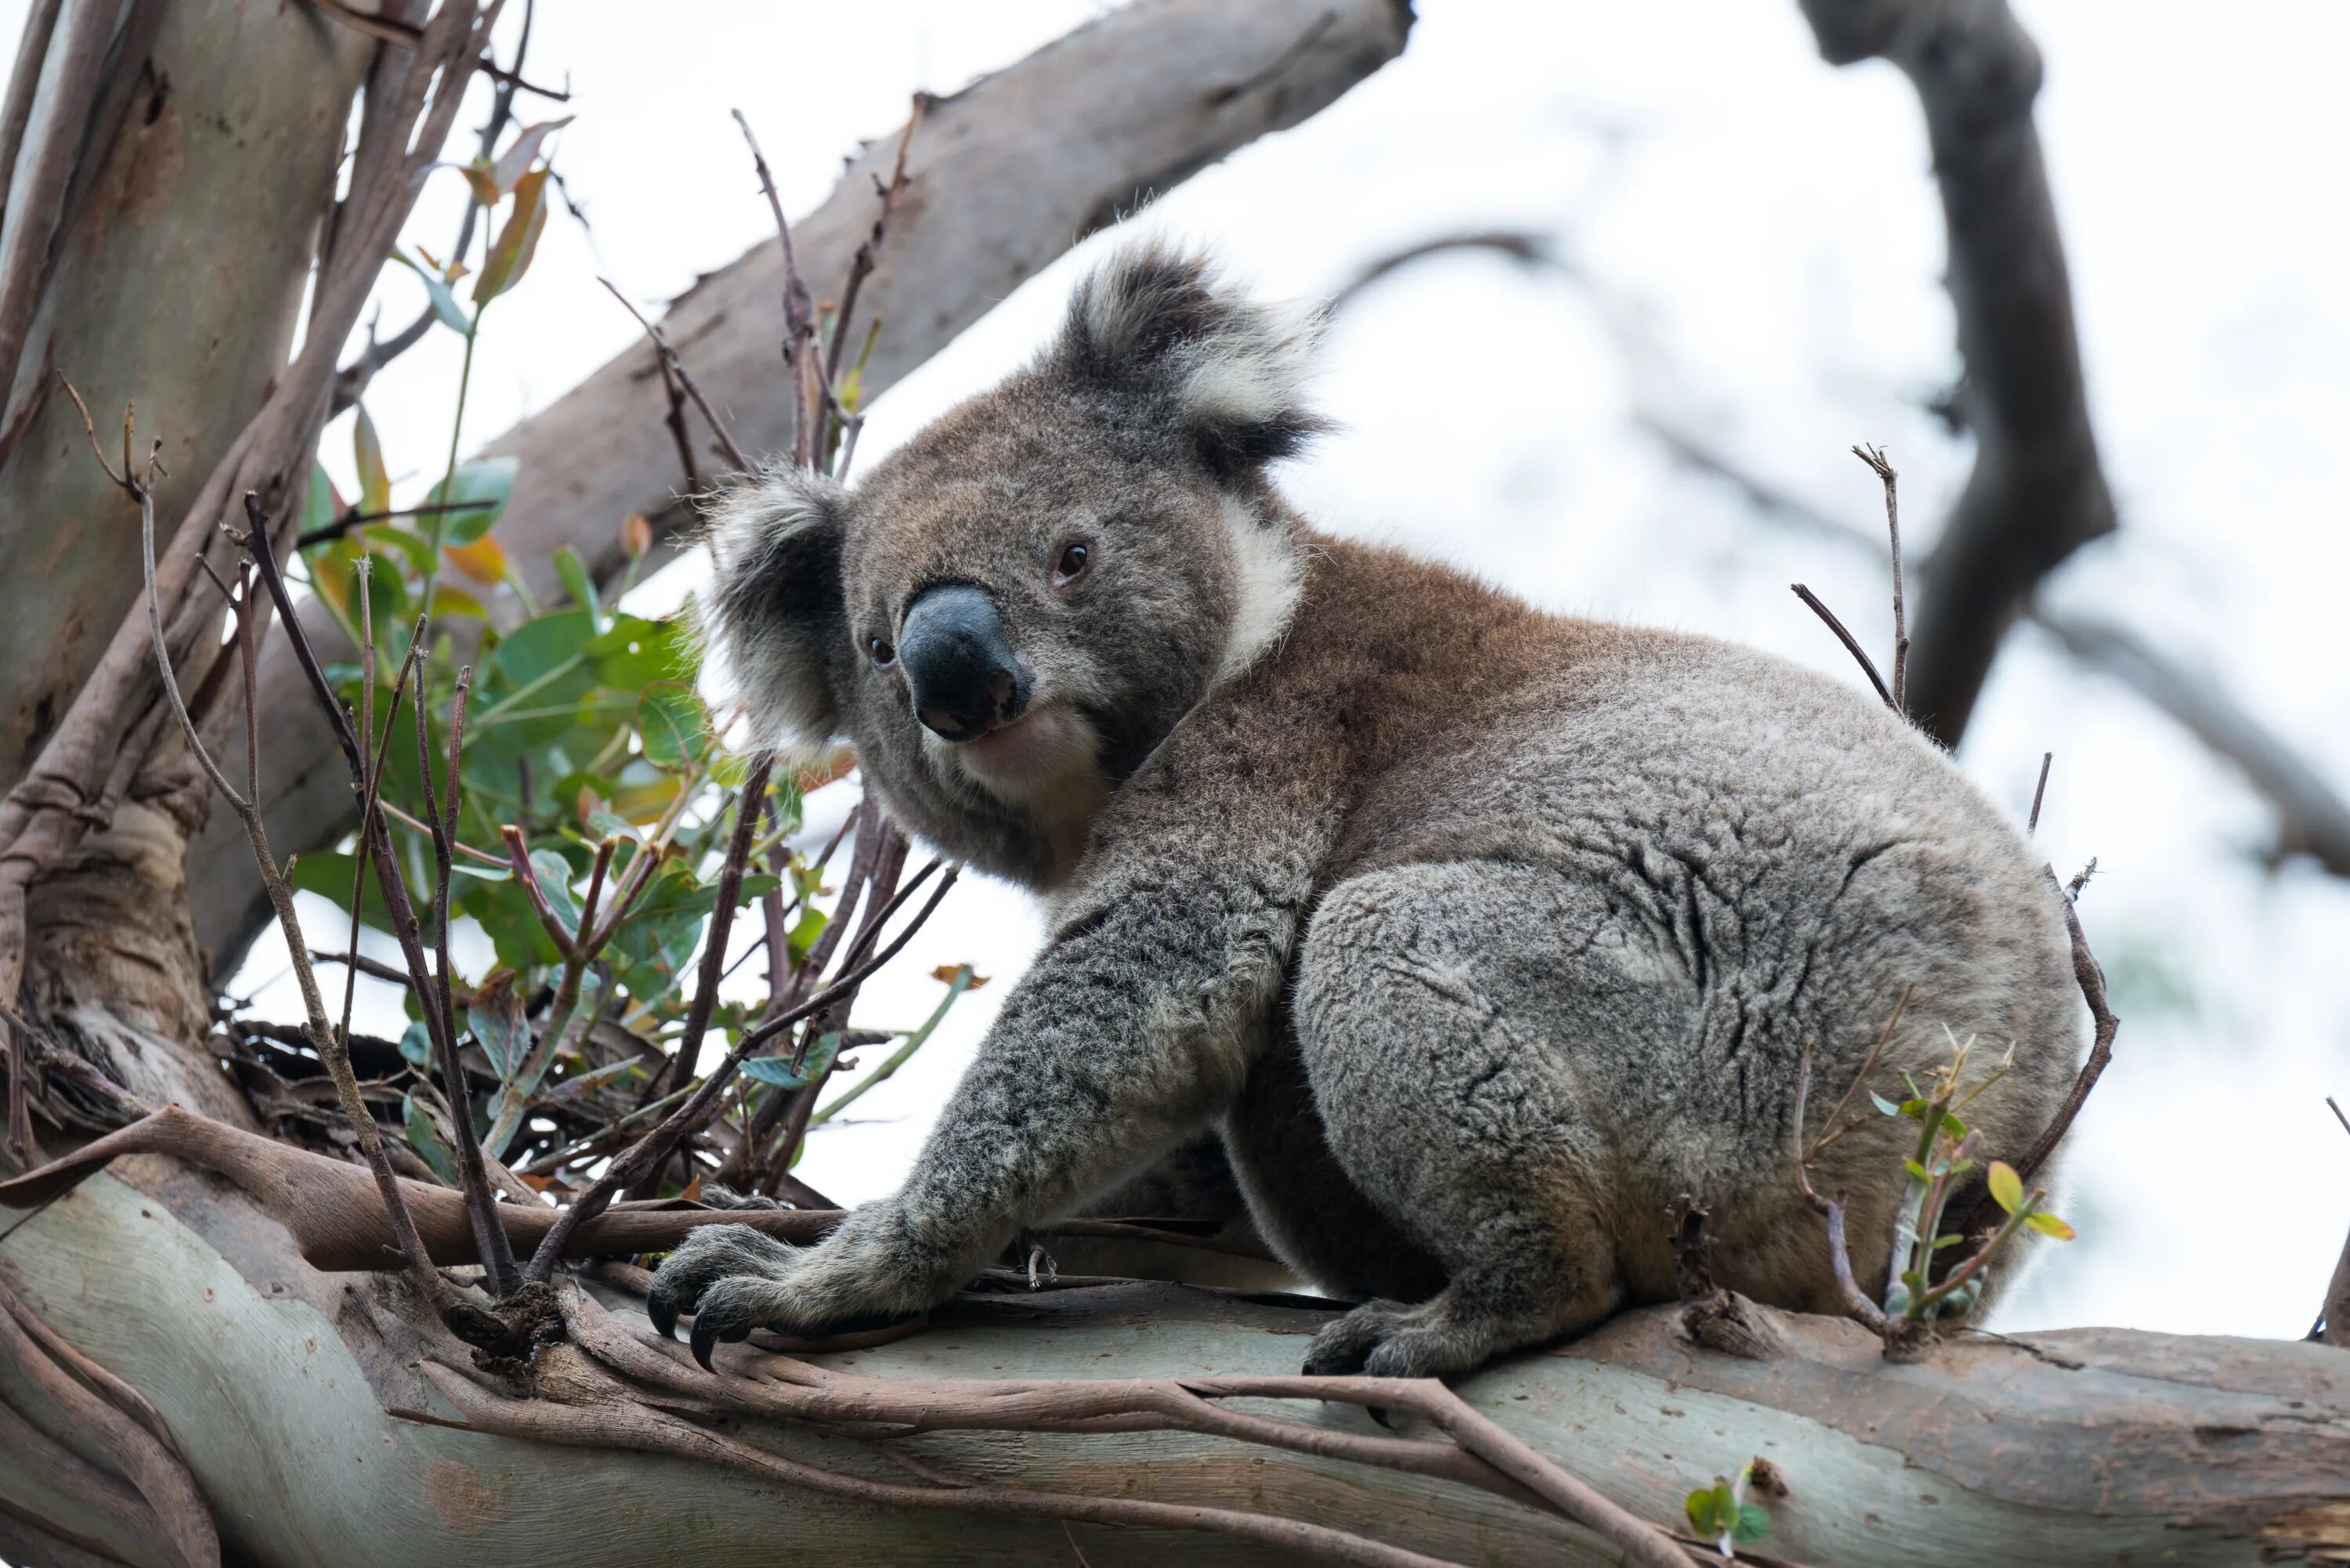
[467,972,531,1080]
[530,848,584,938]
[424,457,517,545]
[403,1093,458,1185]
[739,1033,842,1091]
[637,681,709,771]
[393,249,472,334]
[554,544,599,623]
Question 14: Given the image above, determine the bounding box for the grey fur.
[660,241,2087,1376]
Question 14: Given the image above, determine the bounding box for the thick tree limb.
[1795,0,2114,745]
[190,0,1415,981]
[4,1155,2347,1567]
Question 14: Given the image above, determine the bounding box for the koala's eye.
[869,636,895,668]
[1053,543,1090,586]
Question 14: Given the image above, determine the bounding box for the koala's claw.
[646,1222,801,1354]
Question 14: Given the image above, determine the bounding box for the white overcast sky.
[14,0,2342,1340]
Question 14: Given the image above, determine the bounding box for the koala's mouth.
[942,699,1099,794]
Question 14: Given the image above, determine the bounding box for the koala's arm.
[654,756,1335,1347]
[830,836,1305,1303]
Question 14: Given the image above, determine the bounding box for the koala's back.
[1221,537,2084,1311]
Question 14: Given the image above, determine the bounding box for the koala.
[651,240,2088,1378]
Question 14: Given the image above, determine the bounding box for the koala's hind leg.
[1292,861,1640,1378]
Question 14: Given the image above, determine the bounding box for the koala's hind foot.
[1303,1264,1589,1378]
[1292,862,1639,1378]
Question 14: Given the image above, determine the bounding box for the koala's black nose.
[897,583,1032,742]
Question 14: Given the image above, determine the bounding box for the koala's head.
[701,241,1325,887]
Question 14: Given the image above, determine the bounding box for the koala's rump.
[1258,627,2084,1311]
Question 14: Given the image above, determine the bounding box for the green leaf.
[2025,1210,2077,1241]
[403,1093,457,1185]
[492,116,573,193]
[397,1020,434,1070]
[1883,1280,1911,1317]
[786,905,827,959]
[301,463,342,541]
[585,808,641,844]
[554,544,599,623]
[588,613,696,688]
[475,164,550,304]
[739,1035,842,1090]
[364,522,438,583]
[354,405,391,517]
[530,848,584,938]
[1684,1488,1722,1537]
[393,248,472,334]
[424,457,517,546]
[458,873,563,971]
[1734,1502,1770,1544]
[637,682,709,771]
[1904,1158,1932,1182]
[1870,1090,1902,1117]
[467,971,530,1080]
[1987,1159,2023,1216]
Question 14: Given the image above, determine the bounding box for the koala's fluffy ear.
[700,468,851,748]
[1058,239,1327,479]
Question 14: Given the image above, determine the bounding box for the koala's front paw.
[647,1210,935,1371]
[646,1223,797,1343]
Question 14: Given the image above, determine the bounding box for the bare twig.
[1851,443,1907,713]
[101,427,470,1318]
[1790,583,1895,710]
[660,754,774,1105]
[2029,751,2052,836]
[2006,876,2119,1187]
[1798,0,2114,745]
[1328,229,1569,315]
[826,98,927,385]
[241,491,521,1299]
[598,279,751,474]
[2320,1097,2350,1347]
[524,861,959,1283]
[1791,1039,1893,1335]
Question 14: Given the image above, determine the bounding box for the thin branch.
[525,862,959,1284]
[597,279,751,473]
[1852,443,1907,713]
[1791,583,1896,710]
[1790,1040,1893,1335]
[826,97,926,385]
[242,491,521,1299]
[2005,873,2120,1187]
[2028,751,2052,836]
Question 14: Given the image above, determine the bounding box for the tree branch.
[1795,0,2114,745]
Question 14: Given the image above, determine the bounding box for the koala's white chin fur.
[931,701,1109,883]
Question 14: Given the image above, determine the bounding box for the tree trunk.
[0,0,371,786]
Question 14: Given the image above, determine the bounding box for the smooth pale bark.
[0,0,371,784]
[188,0,1416,981]
[2,1161,2346,1568]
